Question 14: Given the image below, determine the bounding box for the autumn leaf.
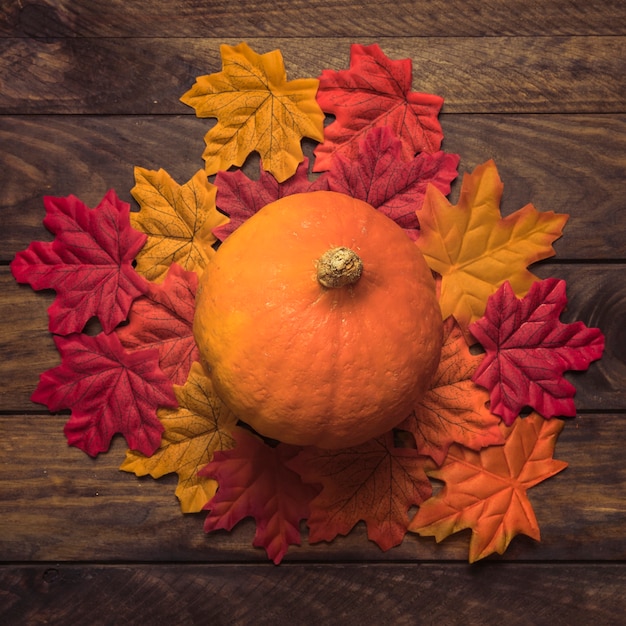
[470,279,605,425]
[398,317,504,465]
[213,158,329,241]
[130,168,225,282]
[201,428,319,564]
[288,431,432,551]
[121,362,238,513]
[10,190,148,335]
[116,263,199,385]
[180,42,325,182]
[313,43,444,172]
[408,413,568,562]
[415,160,569,333]
[325,126,459,239]
[31,332,177,457]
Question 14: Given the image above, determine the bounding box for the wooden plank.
[2,114,625,262]
[0,411,624,563]
[2,263,623,413]
[0,37,624,114]
[2,562,626,625]
[2,0,625,37]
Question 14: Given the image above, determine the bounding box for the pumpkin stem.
[317,247,363,288]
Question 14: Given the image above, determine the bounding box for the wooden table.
[1,1,625,623]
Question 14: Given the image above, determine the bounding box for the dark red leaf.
[10,190,148,335]
[213,158,329,241]
[470,279,605,424]
[325,126,459,238]
[31,332,177,456]
[116,263,199,385]
[201,428,319,564]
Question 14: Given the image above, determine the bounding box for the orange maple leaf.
[408,413,568,562]
[130,167,226,282]
[415,160,568,334]
[120,362,238,513]
[288,431,432,551]
[180,42,325,182]
[398,317,504,465]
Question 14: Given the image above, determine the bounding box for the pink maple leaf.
[325,126,459,238]
[313,43,444,172]
[213,158,329,241]
[116,263,199,385]
[470,279,605,424]
[201,428,320,564]
[10,190,148,335]
[31,332,177,456]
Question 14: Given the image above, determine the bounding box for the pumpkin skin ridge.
[193,190,443,449]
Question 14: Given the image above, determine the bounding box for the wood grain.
[0,37,624,114]
[0,413,624,563]
[2,562,626,625]
[2,0,625,37]
[2,114,625,262]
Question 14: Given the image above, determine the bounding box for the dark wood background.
[1,1,625,623]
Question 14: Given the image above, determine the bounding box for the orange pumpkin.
[194,190,443,449]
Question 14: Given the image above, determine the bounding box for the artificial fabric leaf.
[201,428,319,564]
[180,42,325,182]
[120,362,238,513]
[31,332,177,457]
[10,190,148,335]
[325,126,459,239]
[470,279,605,425]
[116,263,199,385]
[408,413,568,562]
[288,431,432,551]
[313,43,444,172]
[415,160,569,333]
[213,158,329,241]
[398,317,504,465]
[130,168,225,282]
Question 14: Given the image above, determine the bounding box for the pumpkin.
[193,190,443,449]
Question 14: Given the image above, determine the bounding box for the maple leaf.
[470,279,605,425]
[288,431,432,551]
[408,413,568,562]
[130,168,225,282]
[116,263,199,385]
[180,42,325,183]
[31,332,177,457]
[213,158,329,241]
[313,43,444,172]
[398,317,504,465]
[415,159,569,333]
[10,190,148,335]
[325,126,459,239]
[201,428,319,564]
[120,362,238,513]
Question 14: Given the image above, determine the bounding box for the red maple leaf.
[201,428,320,564]
[31,332,177,457]
[10,190,148,335]
[470,278,605,425]
[288,432,432,551]
[116,263,199,385]
[325,126,459,239]
[313,43,444,172]
[399,317,504,464]
[212,158,329,241]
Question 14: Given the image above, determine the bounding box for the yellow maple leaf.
[130,167,226,282]
[415,160,568,333]
[120,362,238,513]
[180,42,325,182]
